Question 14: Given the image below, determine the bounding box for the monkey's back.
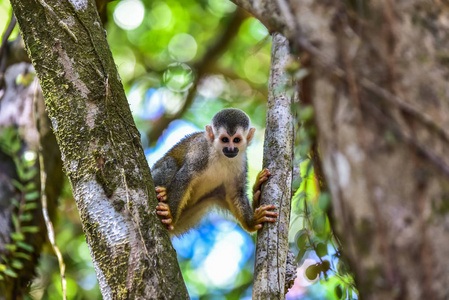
[151,132,209,187]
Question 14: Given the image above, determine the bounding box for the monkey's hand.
[250,204,278,231]
[253,168,271,199]
[252,168,271,210]
[155,187,174,231]
[249,169,277,231]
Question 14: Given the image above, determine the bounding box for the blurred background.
[0,0,357,299]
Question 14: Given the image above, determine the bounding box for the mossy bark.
[231,0,449,299]
[9,1,188,299]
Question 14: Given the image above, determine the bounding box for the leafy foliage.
[289,160,358,299]
[0,127,39,281]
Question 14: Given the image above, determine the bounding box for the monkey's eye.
[233,138,241,143]
[221,137,229,143]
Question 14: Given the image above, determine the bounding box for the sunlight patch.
[114,0,145,30]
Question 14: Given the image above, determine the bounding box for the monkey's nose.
[223,147,239,158]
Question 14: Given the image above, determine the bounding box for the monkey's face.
[219,132,243,158]
[206,125,255,159]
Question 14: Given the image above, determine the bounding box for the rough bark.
[0,62,63,299]
[230,0,449,299]
[9,1,188,299]
[254,32,294,299]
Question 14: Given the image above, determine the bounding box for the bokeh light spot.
[168,33,198,62]
[197,75,226,99]
[163,63,194,92]
[208,0,236,16]
[149,2,172,30]
[249,19,268,41]
[201,230,245,287]
[244,53,269,84]
[113,0,145,30]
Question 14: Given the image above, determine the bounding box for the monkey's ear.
[247,127,256,143]
[205,125,215,142]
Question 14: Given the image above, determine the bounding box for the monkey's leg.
[230,169,278,232]
[155,186,174,231]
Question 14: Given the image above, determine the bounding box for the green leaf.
[11,198,20,208]
[296,229,308,250]
[312,214,328,238]
[3,268,18,278]
[11,233,25,241]
[11,214,18,230]
[22,226,39,233]
[21,168,38,181]
[298,105,314,122]
[1,255,9,263]
[0,274,3,280]
[320,260,330,273]
[335,285,344,299]
[24,202,38,210]
[19,213,33,222]
[0,264,7,272]
[316,243,328,258]
[297,248,307,263]
[337,260,350,276]
[4,244,17,252]
[17,242,34,252]
[11,259,23,270]
[318,193,331,212]
[25,191,40,201]
[12,179,24,190]
[305,264,319,280]
[14,252,31,260]
[25,182,37,192]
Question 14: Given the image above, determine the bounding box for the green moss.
[112,199,125,212]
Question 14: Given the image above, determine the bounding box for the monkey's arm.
[230,169,278,232]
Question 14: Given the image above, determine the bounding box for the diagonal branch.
[146,9,248,144]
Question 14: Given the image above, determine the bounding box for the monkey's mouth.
[223,148,239,158]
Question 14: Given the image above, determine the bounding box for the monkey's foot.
[156,202,174,231]
[155,186,167,202]
[253,169,271,207]
[251,204,278,231]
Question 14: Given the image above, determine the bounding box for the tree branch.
[253,32,295,299]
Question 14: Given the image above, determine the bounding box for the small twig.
[0,12,17,83]
[33,81,67,300]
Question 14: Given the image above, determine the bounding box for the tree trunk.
[230,0,449,299]
[9,1,188,299]
[0,62,63,299]
[253,32,294,299]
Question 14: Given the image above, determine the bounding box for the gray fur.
[212,108,250,135]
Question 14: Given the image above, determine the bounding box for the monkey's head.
[205,108,255,159]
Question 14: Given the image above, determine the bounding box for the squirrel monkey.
[152,108,278,235]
